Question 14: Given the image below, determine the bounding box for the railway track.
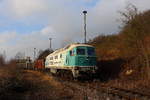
[50,74,150,100]
[33,70,150,100]
[97,86,150,100]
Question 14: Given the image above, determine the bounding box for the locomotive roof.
[47,43,93,56]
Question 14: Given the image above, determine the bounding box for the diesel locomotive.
[45,43,97,78]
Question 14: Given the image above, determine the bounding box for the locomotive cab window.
[77,48,85,55]
[87,48,95,56]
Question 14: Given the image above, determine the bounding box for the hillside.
[89,10,150,84]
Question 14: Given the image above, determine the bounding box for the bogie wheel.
[58,70,74,80]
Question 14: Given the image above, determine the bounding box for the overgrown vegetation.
[90,5,150,83]
[0,57,73,100]
[37,49,53,60]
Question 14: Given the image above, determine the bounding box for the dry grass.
[0,67,86,100]
[0,63,149,100]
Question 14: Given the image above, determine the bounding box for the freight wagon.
[45,43,97,78]
[34,59,45,70]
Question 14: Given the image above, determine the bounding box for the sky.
[0,0,150,60]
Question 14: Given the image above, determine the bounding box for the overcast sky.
[0,0,150,60]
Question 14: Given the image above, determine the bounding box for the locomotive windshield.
[87,47,95,56]
[77,48,85,55]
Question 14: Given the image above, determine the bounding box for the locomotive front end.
[71,45,97,77]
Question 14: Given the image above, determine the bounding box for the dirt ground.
[0,67,99,100]
[0,67,150,100]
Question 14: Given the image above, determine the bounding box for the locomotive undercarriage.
[48,66,97,79]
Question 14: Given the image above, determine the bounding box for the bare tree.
[120,4,150,79]
[0,54,5,67]
[37,49,53,60]
[119,3,138,26]
[15,52,25,60]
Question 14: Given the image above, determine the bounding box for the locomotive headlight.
[95,66,98,70]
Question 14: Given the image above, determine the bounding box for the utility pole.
[34,48,36,60]
[49,38,52,50]
[83,10,87,44]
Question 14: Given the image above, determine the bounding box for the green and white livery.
[45,43,97,78]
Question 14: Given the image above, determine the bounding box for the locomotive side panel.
[45,52,67,69]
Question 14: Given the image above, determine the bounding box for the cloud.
[2,0,48,18]
[0,31,17,44]
[0,0,150,60]
[0,27,50,59]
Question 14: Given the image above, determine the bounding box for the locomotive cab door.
[65,48,76,66]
